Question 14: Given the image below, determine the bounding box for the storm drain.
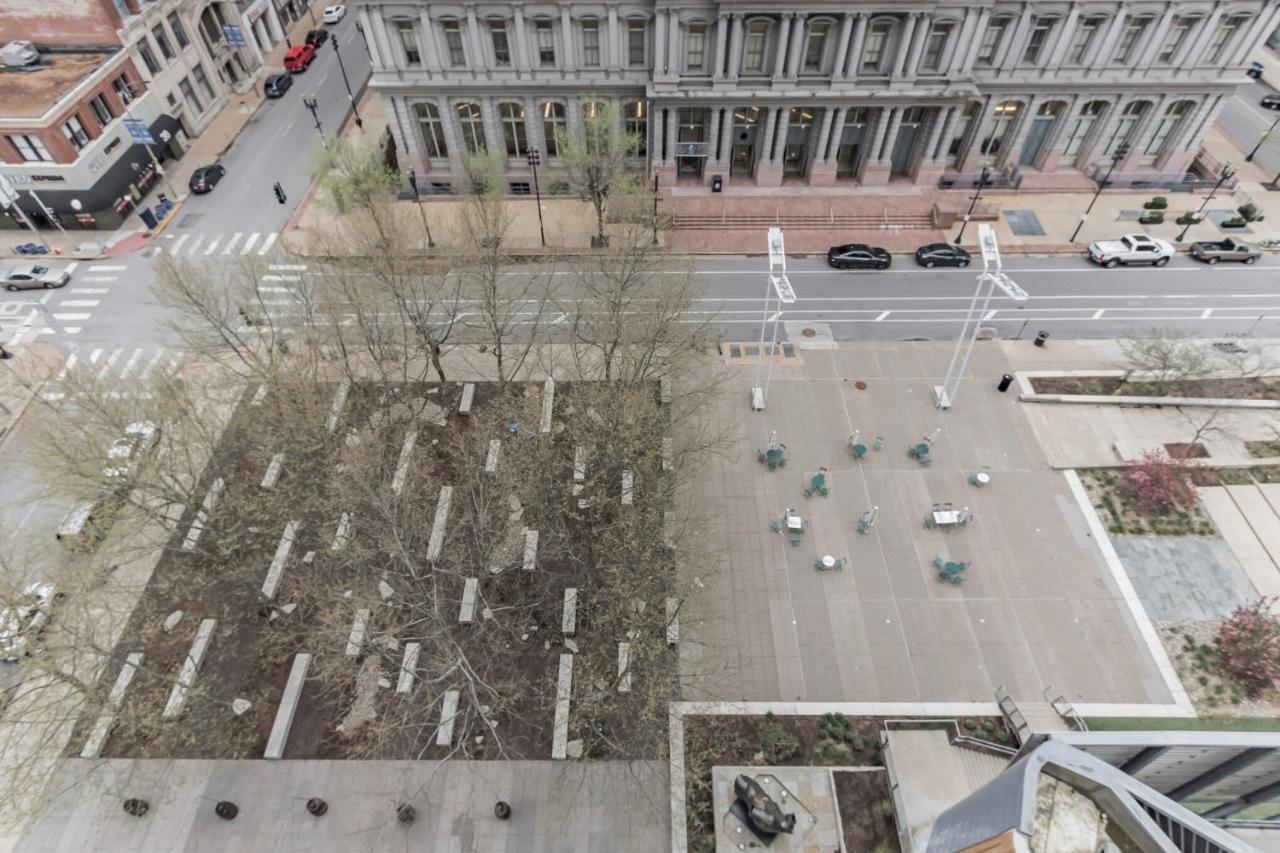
[1003,209,1045,236]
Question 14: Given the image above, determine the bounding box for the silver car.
[3,263,69,291]
[0,582,62,661]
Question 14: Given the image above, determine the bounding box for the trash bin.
[138,206,158,230]
[711,175,723,193]
[997,374,1013,392]
[1034,331,1050,348]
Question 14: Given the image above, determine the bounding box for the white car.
[0,582,62,662]
[1087,233,1175,268]
[3,262,69,291]
[103,421,160,481]
[322,5,346,23]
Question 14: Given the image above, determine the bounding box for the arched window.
[1063,100,1108,157]
[414,102,448,159]
[980,100,1022,156]
[1106,101,1149,155]
[499,102,527,157]
[1144,100,1194,156]
[624,101,647,156]
[456,102,486,154]
[542,102,567,157]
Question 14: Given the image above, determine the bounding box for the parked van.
[56,501,97,548]
[284,44,315,73]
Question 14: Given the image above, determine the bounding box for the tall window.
[1021,18,1053,64]
[499,103,528,157]
[686,24,706,71]
[975,18,1009,66]
[112,74,136,104]
[862,21,892,70]
[153,25,175,60]
[490,20,511,66]
[88,93,114,126]
[395,21,421,67]
[1207,16,1247,63]
[536,20,556,66]
[1145,100,1192,156]
[803,21,829,72]
[1063,100,1107,157]
[582,101,605,155]
[1159,17,1193,63]
[62,115,90,150]
[581,20,601,66]
[178,76,203,114]
[456,102,486,153]
[1113,19,1149,64]
[194,64,215,103]
[415,103,448,158]
[947,102,980,162]
[168,12,190,48]
[624,101,647,156]
[980,101,1021,156]
[1068,16,1103,64]
[1106,101,1149,155]
[442,21,466,66]
[627,21,646,66]
[138,39,161,74]
[743,20,768,72]
[921,23,951,71]
[9,134,52,162]
[542,101,566,156]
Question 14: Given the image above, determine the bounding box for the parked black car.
[264,73,293,98]
[188,164,226,194]
[914,243,971,268]
[1263,93,1280,111]
[826,243,891,270]
[1247,61,1264,79]
[305,29,330,47]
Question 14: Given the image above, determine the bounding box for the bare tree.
[555,100,641,248]
[1120,328,1216,389]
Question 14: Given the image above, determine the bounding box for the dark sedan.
[188,164,226,194]
[915,243,971,268]
[826,243,891,270]
[264,73,293,98]
[1263,93,1280,111]
[305,29,330,47]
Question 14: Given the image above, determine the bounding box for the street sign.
[222,23,246,47]
[123,118,155,145]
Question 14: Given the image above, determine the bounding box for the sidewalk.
[0,343,63,449]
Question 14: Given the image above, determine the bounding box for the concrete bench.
[562,587,577,636]
[664,511,675,550]
[663,438,673,472]
[396,642,420,694]
[551,654,573,759]
[666,598,680,648]
[392,430,418,496]
[163,619,216,718]
[1113,441,1137,462]
[617,642,631,693]
[459,578,478,623]
[326,378,351,433]
[621,470,634,506]
[485,439,501,473]
[540,377,556,434]
[573,447,586,482]
[522,529,538,572]
[660,376,672,404]
[436,689,461,746]
[249,384,269,406]
[345,609,369,657]
[81,652,143,758]
[426,486,452,561]
[264,653,311,759]
[182,478,225,552]
[260,453,285,489]
[331,512,351,551]
[459,383,476,415]
[261,520,300,600]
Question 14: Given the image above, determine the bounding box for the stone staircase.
[672,210,938,231]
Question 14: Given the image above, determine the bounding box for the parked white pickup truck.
[1087,233,1175,268]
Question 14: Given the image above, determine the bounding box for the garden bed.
[1030,375,1280,400]
[1157,621,1280,718]
[834,770,901,853]
[1080,469,1217,537]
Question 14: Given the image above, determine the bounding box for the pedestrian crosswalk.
[146,231,280,258]
[42,346,187,402]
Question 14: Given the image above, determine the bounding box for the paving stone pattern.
[711,766,840,853]
[1112,536,1256,621]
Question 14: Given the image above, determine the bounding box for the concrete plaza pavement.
[683,340,1175,708]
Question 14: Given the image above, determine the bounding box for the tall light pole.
[751,227,797,412]
[953,166,991,245]
[934,223,1029,410]
[652,173,660,245]
[1071,144,1128,243]
[302,95,327,147]
[1176,164,1235,242]
[1246,114,1280,162]
[330,34,362,129]
[526,149,546,247]
[405,169,435,249]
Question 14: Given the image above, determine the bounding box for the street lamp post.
[652,173,660,245]
[330,35,362,129]
[1246,114,1280,162]
[953,166,991,246]
[1071,144,1128,243]
[1176,164,1235,243]
[302,95,328,147]
[750,227,797,412]
[526,149,546,247]
[933,223,1029,410]
[405,169,435,249]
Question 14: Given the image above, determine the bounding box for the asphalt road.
[1217,78,1280,177]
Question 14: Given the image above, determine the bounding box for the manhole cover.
[801,328,816,337]
[855,381,868,390]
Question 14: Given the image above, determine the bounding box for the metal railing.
[1085,163,1240,193]
[938,167,1022,190]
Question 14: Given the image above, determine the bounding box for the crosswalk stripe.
[87,265,126,272]
[62,327,82,334]
[204,237,222,255]
[52,313,91,321]
[64,262,79,274]
[70,288,110,294]
[80,276,118,283]
[267,263,305,271]
[120,348,144,378]
[188,234,207,255]
[223,233,243,255]
[259,286,291,292]
[140,348,165,380]
[96,348,122,380]
[54,353,77,382]
[242,233,261,253]
[262,275,301,282]
[258,233,278,255]
[58,300,100,307]
[88,349,103,363]
[169,234,191,255]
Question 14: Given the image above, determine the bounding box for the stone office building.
[357,1,1280,196]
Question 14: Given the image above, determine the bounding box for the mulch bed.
[1031,375,1280,400]
[834,770,901,852]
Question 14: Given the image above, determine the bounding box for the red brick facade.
[0,0,132,47]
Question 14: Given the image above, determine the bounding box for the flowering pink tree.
[1117,451,1196,516]
[1217,598,1280,697]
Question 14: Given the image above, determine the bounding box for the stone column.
[999,5,1035,72]
[265,3,284,41]
[957,96,994,173]
[524,96,543,159]
[809,106,838,185]
[833,14,854,79]
[787,15,806,78]
[714,15,729,79]
[512,9,529,71]
[948,10,977,74]
[1046,5,1081,68]
[358,8,387,70]
[825,107,848,166]
[665,106,678,164]
[561,7,576,72]
[655,10,669,76]
[845,15,867,78]
[894,13,920,77]
[385,98,418,175]
[862,106,896,185]
[419,10,442,72]
[959,10,990,73]
[703,107,722,184]
[1037,94,1078,171]
[1232,5,1280,66]
[998,95,1037,171]
[442,100,468,177]
[727,14,743,80]
[466,9,486,74]
[668,13,681,76]
[1092,9,1128,71]
[372,15,397,74]
[607,7,620,71]
[774,14,794,79]
[930,106,959,163]
[755,107,781,185]
[718,105,735,172]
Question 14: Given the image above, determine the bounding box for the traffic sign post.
[123,118,156,146]
[222,23,246,48]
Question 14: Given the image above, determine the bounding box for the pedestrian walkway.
[144,230,280,258]
[1198,485,1280,610]
[40,345,188,402]
[2,262,135,345]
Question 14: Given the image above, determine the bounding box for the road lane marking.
[875,311,890,321]
[204,237,222,255]
[169,234,191,255]
[223,233,243,254]
[262,275,302,282]
[55,353,77,381]
[70,288,110,294]
[51,313,91,321]
[89,348,103,363]
[120,348,144,377]
[80,276,119,282]
[140,349,165,379]
[982,310,997,320]
[1201,308,1214,319]
[242,233,261,253]
[62,327,81,334]
[188,235,207,255]
[1092,309,1105,319]
[97,348,122,380]
[267,262,304,270]
[87,265,126,272]
[258,233,278,254]
[58,300,100,307]
[64,262,79,274]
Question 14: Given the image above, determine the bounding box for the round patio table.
[820,555,837,569]
[914,443,930,457]
[971,471,990,486]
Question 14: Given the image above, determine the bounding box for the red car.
[284,44,315,72]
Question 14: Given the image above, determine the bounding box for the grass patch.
[1246,440,1280,458]
[1081,468,1217,537]
[1085,716,1280,732]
